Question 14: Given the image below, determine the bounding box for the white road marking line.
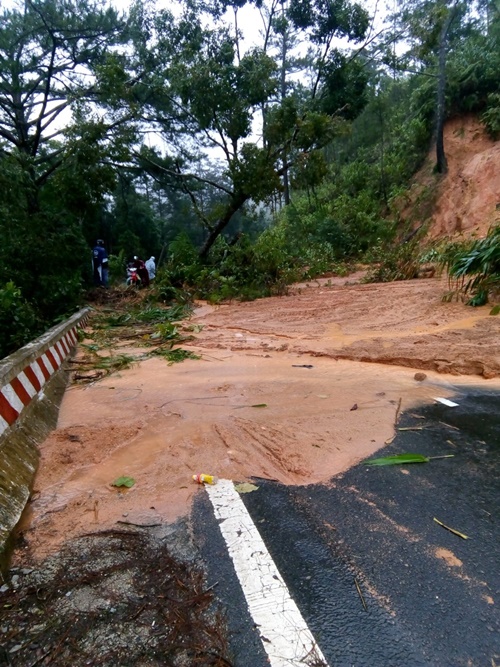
[206,479,330,667]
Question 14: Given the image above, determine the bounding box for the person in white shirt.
[145,256,156,281]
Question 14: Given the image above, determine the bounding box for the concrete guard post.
[0,308,90,568]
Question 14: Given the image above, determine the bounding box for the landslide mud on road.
[5,272,499,666]
[19,272,500,556]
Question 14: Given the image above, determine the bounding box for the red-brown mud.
[19,273,500,558]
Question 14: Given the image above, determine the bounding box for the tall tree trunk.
[198,192,248,259]
[435,4,457,174]
[281,3,291,205]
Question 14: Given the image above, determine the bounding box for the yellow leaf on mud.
[234,482,259,494]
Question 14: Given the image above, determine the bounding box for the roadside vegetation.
[1,0,499,359]
[439,225,500,308]
[69,289,200,383]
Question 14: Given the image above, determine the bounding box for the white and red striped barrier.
[0,309,89,440]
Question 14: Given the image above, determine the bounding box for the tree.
[0,0,132,322]
[0,0,129,211]
[391,0,477,172]
[125,0,370,258]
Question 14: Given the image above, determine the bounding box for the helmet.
[97,239,104,246]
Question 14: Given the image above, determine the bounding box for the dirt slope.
[403,114,500,239]
[431,116,500,238]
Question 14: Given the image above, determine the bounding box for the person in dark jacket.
[132,255,149,287]
[92,240,108,287]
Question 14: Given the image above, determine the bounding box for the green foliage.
[319,50,369,119]
[135,304,188,323]
[364,452,454,465]
[152,348,201,364]
[151,321,181,341]
[0,0,130,347]
[287,0,369,41]
[109,177,161,260]
[481,93,500,139]
[111,476,135,488]
[198,231,301,302]
[233,144,282,200]
[160,233,203,288]
[108,250,127,285]
[439,225,500,305]
[155,227,300,303]
[446,28,500,116]
[290,151,328,191]
[78,297,198,382]
[364,453,431,466]
[0,282,40,359]
[155,217,360,304]
[0,205,88,345]
[93,354,136,371]
[364,237,423,283]
[283,164,395,263]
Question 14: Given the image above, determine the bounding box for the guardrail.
[0,308,90,568]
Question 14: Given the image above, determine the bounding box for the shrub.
[364,237,422,283]
[108,250,127,286]
[0,282,40,359]
[481,93,500,140]
[440,225,500,305]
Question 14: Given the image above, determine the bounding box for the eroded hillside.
[402,114,500,239]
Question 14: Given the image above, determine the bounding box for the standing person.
[133,255,149,287]
[145,256,156,282]
[92,239,108,287]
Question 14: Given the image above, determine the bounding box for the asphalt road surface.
[193,387,500,667]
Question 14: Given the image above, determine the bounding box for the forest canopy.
[0,0,499,357]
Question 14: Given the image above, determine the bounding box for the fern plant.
[441,225,500,305]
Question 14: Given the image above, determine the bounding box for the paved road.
[193,387,500,667]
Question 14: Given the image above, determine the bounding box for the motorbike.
[126,266,142,287]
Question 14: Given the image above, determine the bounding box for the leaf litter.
[70,291,198,383]
[0,529,233,666]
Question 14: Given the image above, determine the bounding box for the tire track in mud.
[217,418,311,479]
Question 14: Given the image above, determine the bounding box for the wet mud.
[17,274,500,558]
